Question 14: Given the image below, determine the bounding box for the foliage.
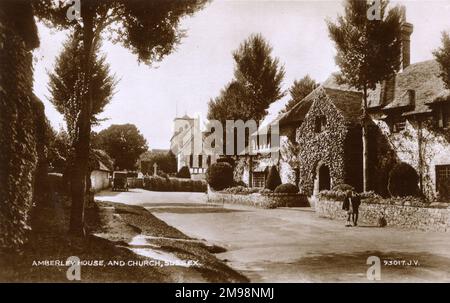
[274,183,299,194]
[327,0,402,96]
[388,162,420,197]
[208,34,285,123]
[92,124,148,170]
[280,75,318,113]
[47,128,72,173]
[222,186,261,195]
[433,31,450,89]
[140,151,177,175]
[143,176,206,192]
[32,0,207,234]
[206,162,234,191]
[265,165,282,191]
[318,190,348,201]
[0,9,43,249]
[176,166,191,179]
[332,183,355,192]
[297,89,348,195]
[48,29,117,139]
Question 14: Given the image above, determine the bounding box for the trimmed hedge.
[274,183,299,194]
[206,162,234,191]
[388,162,420,197]
[143,176,206,192]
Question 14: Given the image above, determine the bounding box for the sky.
[32,0,450,149]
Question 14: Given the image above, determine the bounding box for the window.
[314,116,326,133]
[436,165,450,199]
[198,155,203,168]
[252,173,265,188]
[392,119,406,133]
[206,155,211,167]
[189,155,193,167]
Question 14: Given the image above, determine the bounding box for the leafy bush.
[359,191,382,202]
[176,166,191,179]
[318,190,347,201]
[206,162,234,191]
[265,165,282,191]
[332,184,354,192]
[233,180,247,187]
[216,157,235,167]
[388,162,420,197]
[223,186,260,195]
[274,183,299,194]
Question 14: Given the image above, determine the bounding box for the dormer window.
[314,115,326,133]
[392,118,406,133]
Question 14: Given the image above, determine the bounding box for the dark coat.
[351,195,361,212]
[342,197,350,211]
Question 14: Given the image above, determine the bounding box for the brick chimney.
[399,6,413,70]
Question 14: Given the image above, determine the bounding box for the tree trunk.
[362,87,369,192]
[69,5,95,236]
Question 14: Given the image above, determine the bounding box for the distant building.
[170,115,217,179]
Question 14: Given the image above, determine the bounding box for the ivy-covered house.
[242,18,450,202]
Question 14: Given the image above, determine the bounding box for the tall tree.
[433,31,450,89]
[327,0,402,191]
[280,75,318,113]
[92,124,148,171]
[48,29,117,141]
[33,0,207,235]
[208,34,285,123]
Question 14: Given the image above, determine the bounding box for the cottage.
[242,17,450,202]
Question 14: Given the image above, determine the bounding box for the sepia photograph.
[1,0,450,290]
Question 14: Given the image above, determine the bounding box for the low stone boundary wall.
[316,199,450,232]
[207,189,309,209]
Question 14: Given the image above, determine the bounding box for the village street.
[96,189,450,282]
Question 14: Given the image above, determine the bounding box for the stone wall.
[207,190,309,209]
[316,198,450,232]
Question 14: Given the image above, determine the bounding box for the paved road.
[96,189,450,282]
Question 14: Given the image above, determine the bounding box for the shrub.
[388,162,419,197]
[233,180,247,187]
[223,186,260,195]
[206,162,234,191]
[274,183,299,194]
[265,165,282,191]
[216,157,235,167]
[318,190,347,201]
[176,166,191,179]
[332,184,354,192]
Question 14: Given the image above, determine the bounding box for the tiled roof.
[280,85,363,125]
[382,60,449,116]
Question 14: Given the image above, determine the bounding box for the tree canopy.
[280,75,318,113]
[433,31,450,90]
[48,29,117,139]
[327,0,402,101]
[208,34,285,123]
[92,124,148,170]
